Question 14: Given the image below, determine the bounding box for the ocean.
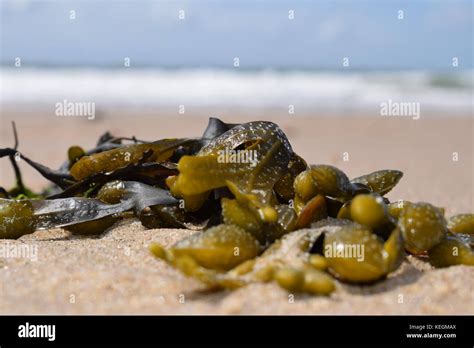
[1,67,472,112]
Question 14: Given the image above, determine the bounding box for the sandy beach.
[0,109,473,314]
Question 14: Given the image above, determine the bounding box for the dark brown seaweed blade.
[201,117,240,141]
[58,134,152,173]
[139,204,212,230]
[32,181,177,230]
[121,181,178,212]
[167,117,240,161]
[48,151,177,199]
[0,187,9,198]
[69,138,202,181]
[1,147,75,189]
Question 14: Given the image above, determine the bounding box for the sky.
[0,0,472,70]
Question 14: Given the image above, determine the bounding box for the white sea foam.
[1,68,472,112]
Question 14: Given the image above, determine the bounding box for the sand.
[0,109,473,314]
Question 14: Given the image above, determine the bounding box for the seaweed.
[1,117,472,295]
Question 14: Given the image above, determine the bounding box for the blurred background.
[0,0,472,213]
[0,0,472,111]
